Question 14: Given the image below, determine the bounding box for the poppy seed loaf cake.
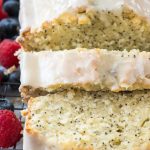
[18,0,150,52]
[18,0,150,149]
[23,89,150,150]
[19,48,150,101]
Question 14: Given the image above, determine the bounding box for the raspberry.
[0,110,22,148]
[0,39,20,68]
[0,0,8,19]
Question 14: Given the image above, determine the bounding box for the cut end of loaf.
[18,7,150,52]
[24,90,150,150]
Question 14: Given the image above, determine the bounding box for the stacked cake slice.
[18,0,150,150]
[18,0,150,52]
[22,90,150,150]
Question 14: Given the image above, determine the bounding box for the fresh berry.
[0,18,19,40]
[8,67,20,89]
[3,0,19,17]
[3,0,17,2]
[11,35,18,40]
[3,0,19,4]
[0,66,8,82]
[8,67,20,83]
[0,72,2,82]
[0,110,22,148]
[0,0,8,20]
[0,8,8,20]
[0,39,20,68]
[0,70,4,82]
[0,66,4,82]
[0,100,14,111]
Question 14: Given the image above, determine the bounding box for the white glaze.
[19,0,150,31]
[19,49,150,92]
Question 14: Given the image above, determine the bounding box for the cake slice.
[18,0,150,52]
[19,48,150,100]
[23,89,150,150]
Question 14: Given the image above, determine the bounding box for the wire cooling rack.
[0,82,25,150]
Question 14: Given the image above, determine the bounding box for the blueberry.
[11,35,18,40]
[3,1,20,17]
[0,66,9,82]
[0,18,19,40]
[8,68,20,83]
[0,100,14,111]
[3,0,19,3]
[0,66,4,82]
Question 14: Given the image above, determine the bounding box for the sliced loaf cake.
[18,0,150,52]
[19,48,150,101]
[23,89,150,150]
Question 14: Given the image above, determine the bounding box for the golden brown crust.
[133,143,150,150]
[21,109,28,117]
[25,97,39,136]
[20,81,150,102]
[19,86,49,102]
[60,142,94,150]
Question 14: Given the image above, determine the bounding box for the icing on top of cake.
[19,49,150,92]
[19,0,150,31]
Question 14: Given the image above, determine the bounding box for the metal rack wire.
[0,82,25,150]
